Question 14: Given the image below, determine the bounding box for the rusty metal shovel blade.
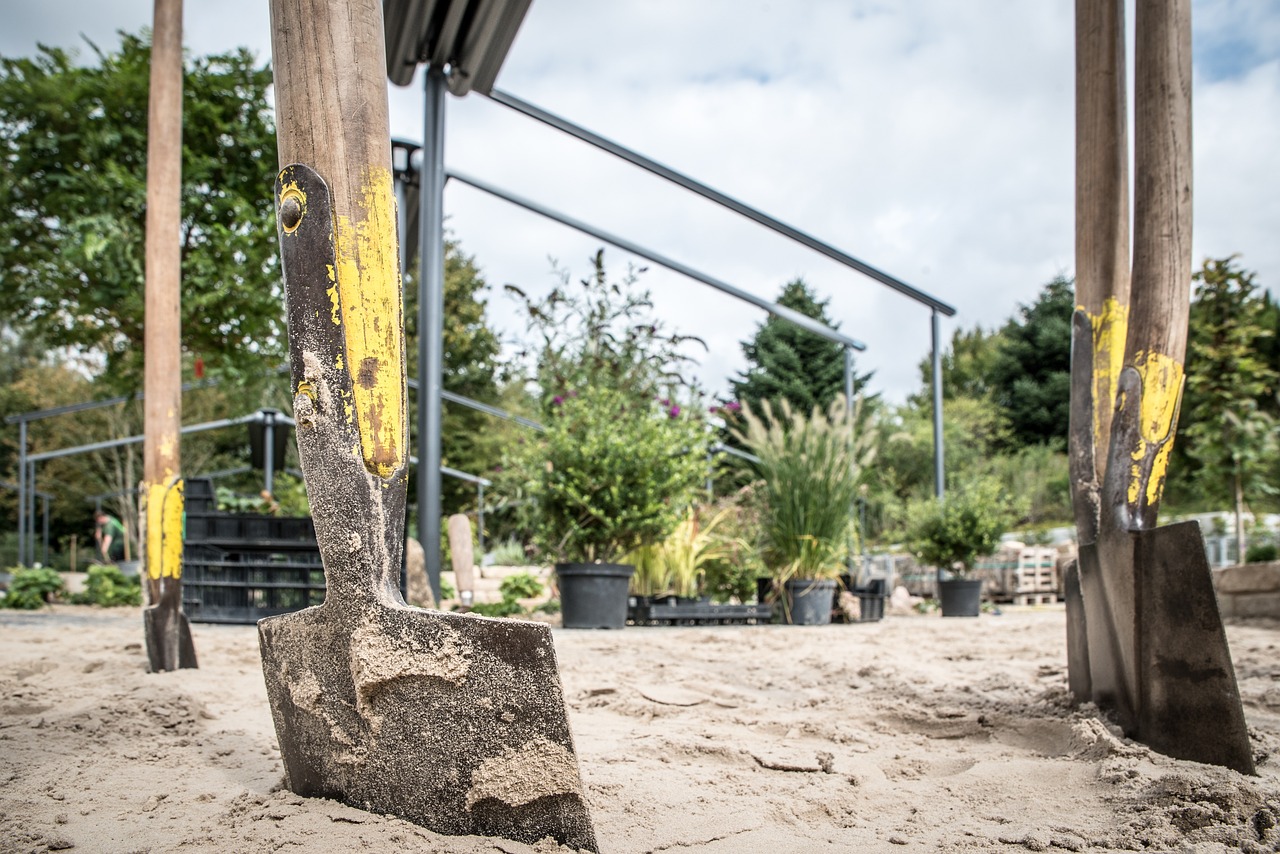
[259,607,597,847]
[259,164,597,850]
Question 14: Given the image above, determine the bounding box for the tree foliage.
[731,279,871,415]
[1180,257,1278,552]
[987,276,1074,450]
[404,238,506,513]
[0,32,280,391]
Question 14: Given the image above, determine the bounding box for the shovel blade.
[143,598,197,672]
[1132,521,1254,774]
[1062,559,1092,702]
[259,603,598,851]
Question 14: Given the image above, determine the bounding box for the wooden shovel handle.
[271,0,408,608]
[1070,0,1130,542]
[1103,0,1192,531]
[271,0,406,481]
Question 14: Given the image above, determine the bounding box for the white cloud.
[3,0,1277,405]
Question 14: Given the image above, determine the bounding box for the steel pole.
[41,495,49,567]
[263,411,274,496]
[418,67,447,605]
[845,346,855,572]
[27,461,37,566]
[17,419,26,566]
[477,482,485,561]
[931,309,945,499]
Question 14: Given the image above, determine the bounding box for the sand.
[3,605,1280,853]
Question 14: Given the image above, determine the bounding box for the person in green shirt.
[94,511,126,563]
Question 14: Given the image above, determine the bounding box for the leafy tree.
[404,238,507,513]
[903,478,1019,576]
[508,249,704,411]
[0,32,281,392]
[730,279,871,416]
[912,325,1006,406]
[1181,257,1278,556]
[988,277,1074,449]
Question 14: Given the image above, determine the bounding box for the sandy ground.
[3,605,1280,853]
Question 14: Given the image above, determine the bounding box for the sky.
[4,1,1279,404]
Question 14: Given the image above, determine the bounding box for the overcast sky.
[4,1,1278,404]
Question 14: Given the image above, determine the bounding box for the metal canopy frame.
[384,0,532,95]
[387,1,952,599]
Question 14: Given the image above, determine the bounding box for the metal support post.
[263,410,275,496]
[41,495,49,567]
[931,309,945,500]
[17,419,26,566]
[477,482,486,561]
[27,461,37,567]
[845,346,856,572]
[418,67,447,605]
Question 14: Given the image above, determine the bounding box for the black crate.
[184,478,216,514]
[627,596,773,626]
[183,546,325,624]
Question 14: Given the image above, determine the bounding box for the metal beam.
[931,309,945,499]
[446,169,867,352]
[26,414,261,464]
[407,379,547,432]
[486,88,957,318]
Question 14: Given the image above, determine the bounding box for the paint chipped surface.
[465,738,583,810]
[348,618,470,728]
[1125,351,1185,508]
[332,166,404,480]
[143,478,184,580]
[1084,296,1129,445]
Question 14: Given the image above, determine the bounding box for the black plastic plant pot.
[938,578,983,617]
[556,562,635,629]
[783,578,837,625]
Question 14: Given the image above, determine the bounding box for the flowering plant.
[535,386,708,564]
[507,251,710,564]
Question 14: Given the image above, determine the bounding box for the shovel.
[259,2,597,847]
[1067,0,1252,774]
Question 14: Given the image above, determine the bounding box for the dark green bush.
[499,572,544,600]
[2,567,65,609]
[1246,543,1278,564]
[70,564,142,606]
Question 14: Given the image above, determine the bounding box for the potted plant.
[904,478,1016,617]
[534,386,707,627]
[508,251,709,628]
[734,397,874,625]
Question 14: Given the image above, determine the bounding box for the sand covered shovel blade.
[258,164,597,850]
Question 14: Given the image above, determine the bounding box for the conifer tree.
[730,279,870,415]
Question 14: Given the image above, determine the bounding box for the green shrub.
[71,564,142,607]
[904,478,1019,576]
[487,538,528,566]
[499,572,544,600]
[469,598,523,618]
[534,386,708,564]
[2,567,65,609]
[1246,543,1279,564]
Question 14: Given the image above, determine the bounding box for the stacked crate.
[1012,547,1058,605]
[181,478,325,624]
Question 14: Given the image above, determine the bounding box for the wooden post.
[142,0,196,671]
